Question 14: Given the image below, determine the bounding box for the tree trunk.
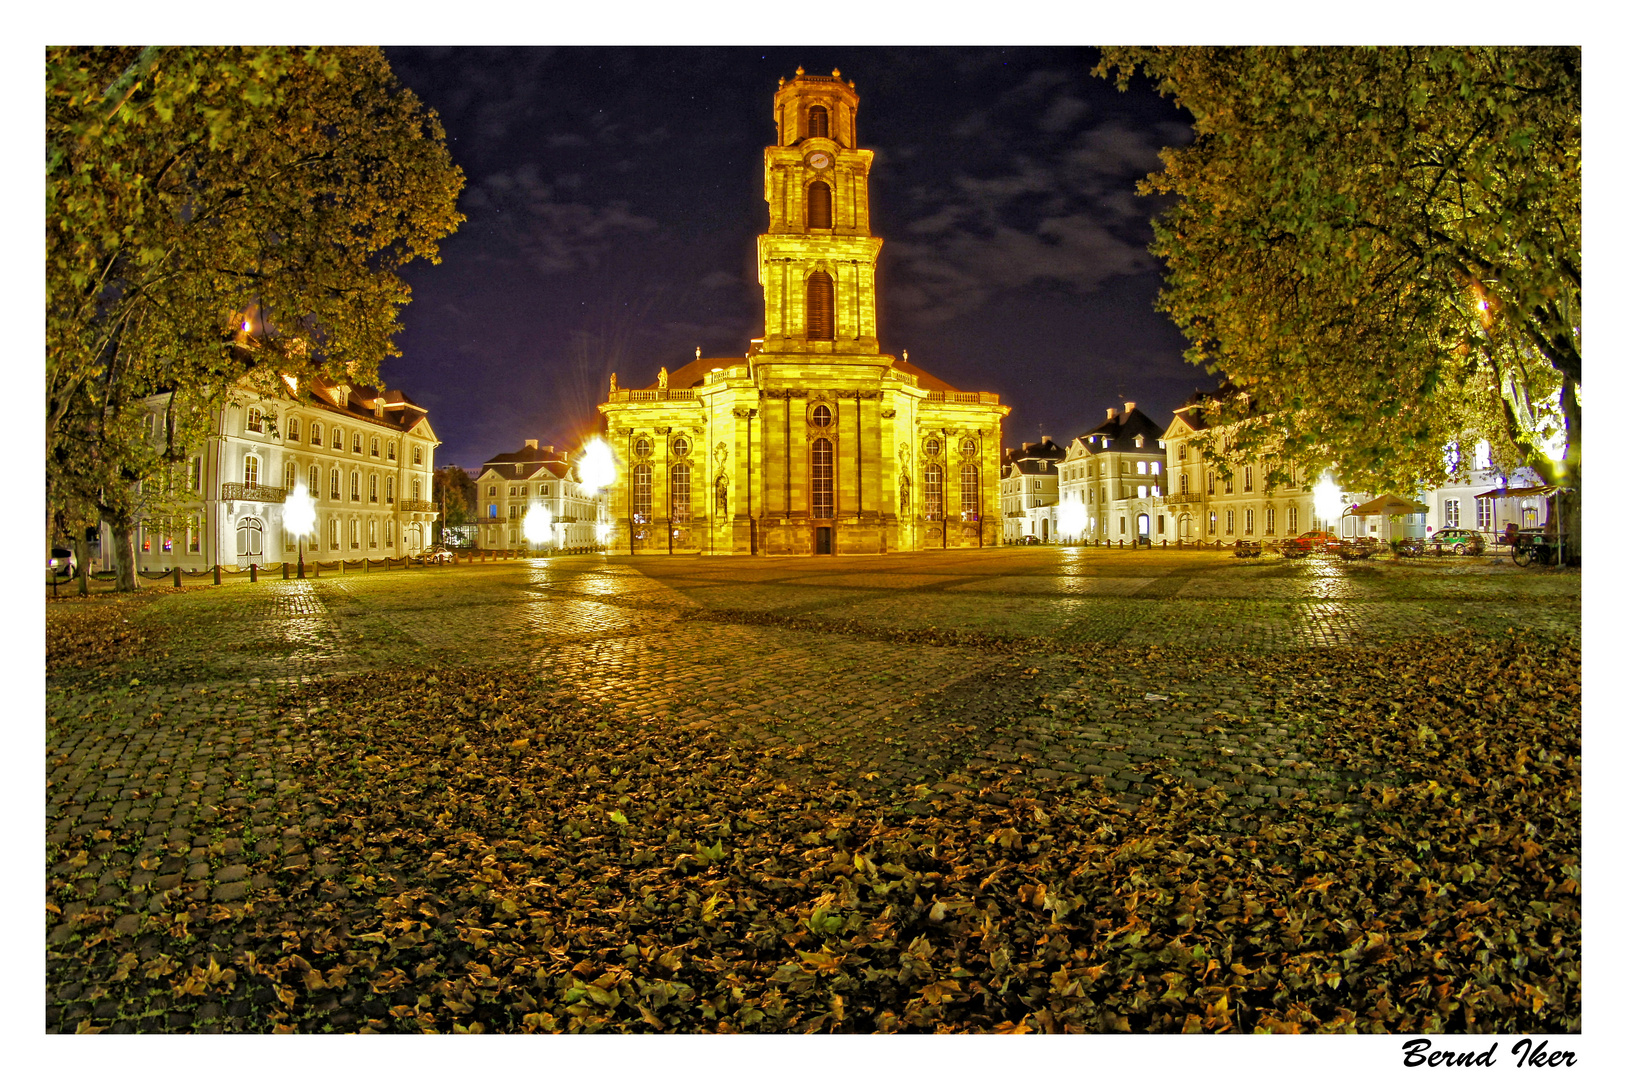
[74,536,90,596]
[111,521,139,592]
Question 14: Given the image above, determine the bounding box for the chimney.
[1124,401,1136,413]
[524,439,538,450]
[1106,407,1117,420]
[542,445,555,455]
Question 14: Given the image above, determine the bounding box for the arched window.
[807,104,829,139]
[309,465,320,496]
[350,471,360,501]
[329,469,340,500]
[386,477,395,504]
[413,479,422,501]
[387,441,397,461]
[413,446,423,466]
[368,519,378,548]
[352,433,363,455]
[1207,472,1215,495]
[247,408,263,434]
[370,437,380,458]
[350,519,360,549]
[386,520,394,547]
[807,181,832,229]
[806,271,834,340]
[715,475,729,518]
[329,518,340,549]
[310,422,322,446]
[1180,473,1189,494]
[243,455,259,486]
[960,462,979,520]
[671,462,691,522]
[811,438,834,519]
[923,463,943,521]
[632,464,652,523]
[369,475,379,503]
[287,418,300,442]
[1244,466,1254,492]
[284,461,297,492]
[332,427,343,449]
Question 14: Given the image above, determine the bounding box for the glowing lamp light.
[1056,500,1088,541]
[284,484,317,578]
[1312,472,1344,525]
[595,520,612,545]
[578,438,616,496]
[523,504,553,547]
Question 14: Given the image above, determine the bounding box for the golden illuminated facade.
[599,68,1007,555]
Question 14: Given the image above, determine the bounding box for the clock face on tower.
[806,152,831,169]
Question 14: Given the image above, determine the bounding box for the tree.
[47,47,465,589]
[1096,48,1579,526]
[434,465,478,541]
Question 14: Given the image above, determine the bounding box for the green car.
[1430,528,1485,556]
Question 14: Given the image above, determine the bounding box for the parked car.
[48,547,76,579]
[424,548,456,564]
[1429,528,1485,556]
[1278,536,1316,559]
[1298,529,1341,554]
[1013,535,1041,546]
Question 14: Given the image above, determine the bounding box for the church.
[598,69,1007,555]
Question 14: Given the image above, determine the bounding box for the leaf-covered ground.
[46,614,1578,1032]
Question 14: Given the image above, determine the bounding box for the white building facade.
[474,441,606,551]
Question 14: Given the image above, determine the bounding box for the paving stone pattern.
[45,547,1579,1030]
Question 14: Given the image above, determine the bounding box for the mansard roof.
[297,374,435,440]
[1078,406,1165,452]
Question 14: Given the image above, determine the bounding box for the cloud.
[464,164,657,274]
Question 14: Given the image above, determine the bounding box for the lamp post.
[285,483,317,579]
[523,503,552,555]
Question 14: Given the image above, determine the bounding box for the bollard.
[282,562,290,579]
[213,564,221,585]
[173,567,182,588]
[250,562,257,583]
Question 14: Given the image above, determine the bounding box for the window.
[386,477,395,504]
[1119,517,1126,534]
[811,403,833,428]
[388,441,397,461]
[247,408,263,434]
[1150,462,1160,475]
[1244,466,1254,492]
[1180,473,1189,495]
[332,427,345,450]
[368,519,377,548]
[352,433,363,454]
[924,437,941,457]
[413,446,423,466]
[1157,515,1165,535]
[287,418,300,442]
[489,485,497,497]
[1473,440,1492,471]
[1136,485,1146,498]
[811,439,833,519]
[1137,461,1147,475]
[370,437,379,458]
[488,503,498,520]
[350,520,360,549]
[413,479,421,501]
[188,515,201,553]
[330,469,341,500]
[923,463,943,520]
[369,475,379,503]
[1208,511,1217,535]
[189,457,203,493]
[807,181,832,229]
[672,435,689,457]
[807,104,829,138]
[1444,499,1461,528]
[350,472,360,501]
[311,422,322,445]
[520,486,528,498]
[1476,499,1493,530]
[632,464,652,523]
[1288,506,1298,533]
[1088,489,1094,504]
[1178,444,1187,461]
[284,461,297,492]
[806,271,834,340]
[1226,510,1235,535]
[672,462,691,522]
[1225,475,1234,494]
[329,518,339,549]
[386,521,394,547]
[962,439,977,457]
[1208,472,1215,495]
[509,486,517,497]
[1265,507,1275,535]
[244,455,259,486]
[1244,508,1254,534]
[960,462,979,520]
[633,438,651,460]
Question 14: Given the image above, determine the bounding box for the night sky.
[380,47,1208,472]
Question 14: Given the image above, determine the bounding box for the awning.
[1347,494,1428,516]
[1472,484,1570,501]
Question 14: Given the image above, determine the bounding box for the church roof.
[641,357,742,391]
[893,358,959,393]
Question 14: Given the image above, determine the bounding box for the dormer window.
[1135,434,1145,448]
[808,104,829,139]
[807,181,832,229]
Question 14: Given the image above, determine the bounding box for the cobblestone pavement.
[44,548,1579,1030]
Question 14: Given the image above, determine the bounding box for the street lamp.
[524,503,553,554]
[285,483,317,579]
[1312,472,1343,532]
[578,437,616,496]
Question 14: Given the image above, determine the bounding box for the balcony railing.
[221,482,286,503]
[1164,492,1204,506]
[924,390,1001,405]
[609,388,698,403]
[398,499,438,513]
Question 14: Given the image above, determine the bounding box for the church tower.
[758,68,882,357]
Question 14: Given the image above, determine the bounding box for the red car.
[1278,536,1316,559]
